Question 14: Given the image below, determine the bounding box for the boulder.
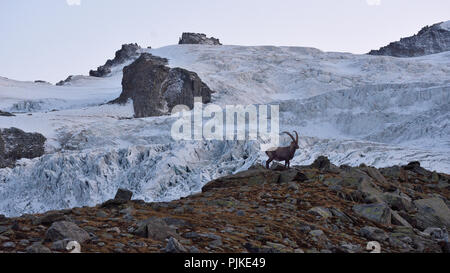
[133,217,179,241]
[26,243,52,253]
[310,156,331,171]
[0,127,46,168]
[110,53,213,118]
[359,226,389,242]
[101,188,133,207]
[178,33,222,45]
[382,192,415,212]
[50,239,72,251]
[278,169,308,183]
[114,188,133,202]
[308,207,332,219]
[352,203,391,224]
[44,221,90,243]
[413,198,450,230]
[402,161,431,177]
[162,237,188,253]
[362,166,388,184]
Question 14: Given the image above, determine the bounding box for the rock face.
[0,127,46,168]
[178,33,222,45]
[111,53,213,118]
[90,43,142,77]
[368,21,450,57]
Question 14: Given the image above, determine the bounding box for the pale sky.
[0,0,449,83]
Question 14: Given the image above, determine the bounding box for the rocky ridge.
[368,21,450,57]
[0,157,448,253]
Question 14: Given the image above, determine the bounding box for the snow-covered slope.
[1,45,449,217]
[0,74,122,113]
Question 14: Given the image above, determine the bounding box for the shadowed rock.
[101,188,133,207]
[26,243,52,253]
[114,188,133,202]
[0,110,15,117]
[0,127,46,168]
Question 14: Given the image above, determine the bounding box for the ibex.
[265,131,299,169]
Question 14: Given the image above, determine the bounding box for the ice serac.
[111,53,213,118]
[179,33,222,45]
[89,43,143,77]
[0,128,46,168]
[368,21,450,57]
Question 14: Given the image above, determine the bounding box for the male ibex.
[265,131,299,169]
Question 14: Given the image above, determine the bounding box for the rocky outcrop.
[0,158,448,253]
[0,128,46,168]
[368,21,450,57]
[0,111,14,117]
[178,33,222,45]
[111,53,213,118]
[34,80,51,85]
[55,75,74,86]
[89,43,143,77]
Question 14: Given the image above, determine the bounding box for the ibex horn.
[282,131,296,143]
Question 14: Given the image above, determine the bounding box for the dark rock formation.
[55,75,74,86]
[101,188,134,208]
[0,127,46,168]
[0,111,15,117]
[34,80,51,85]
[368,21,450,57]
[179,33,222,45]
[111,53,213,118]
[89,43,142,77]
[114,188,133,202]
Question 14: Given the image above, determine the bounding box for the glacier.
[0,44,449,217]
